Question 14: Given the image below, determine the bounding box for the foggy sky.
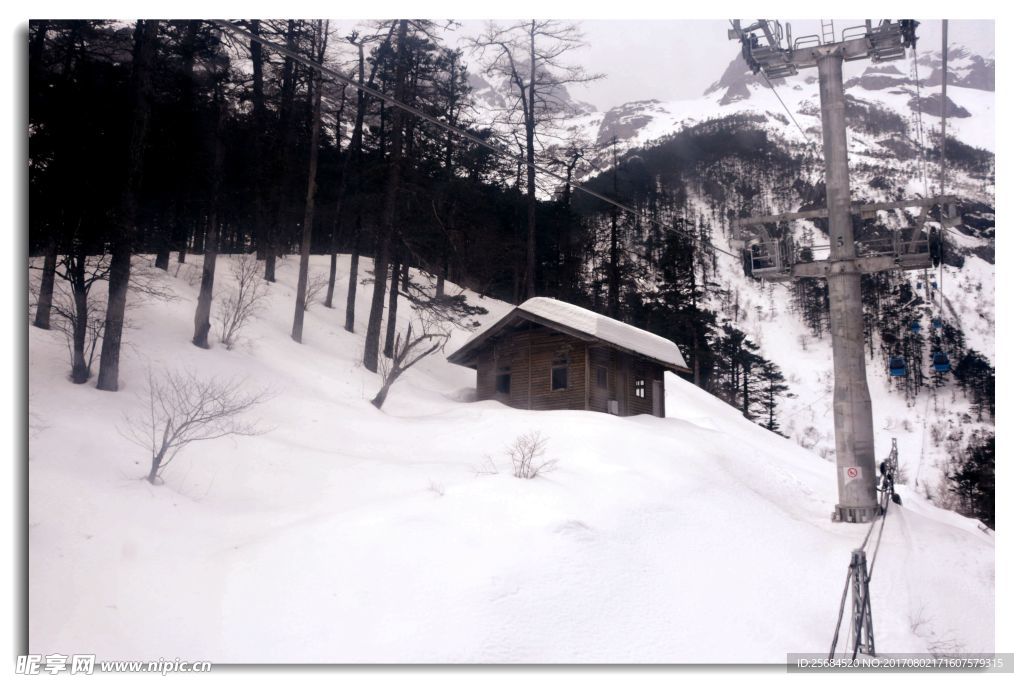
[331,19,994,112]
[563,19,994,110]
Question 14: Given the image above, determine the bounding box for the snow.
[453,296,687,370]
[28,253,994,663]
[552,47,996,510]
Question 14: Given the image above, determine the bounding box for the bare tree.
[121,368,270,484]
[51,285,106,381]
[215,254,270,350]
[371,314,449,409]
[470,20,602,299]
[47,256,175,383]
[55,248,110,383]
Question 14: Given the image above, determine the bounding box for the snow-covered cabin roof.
[448,297,689,372]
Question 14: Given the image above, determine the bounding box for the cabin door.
[652,380,664,417]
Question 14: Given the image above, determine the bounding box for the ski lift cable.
[937,20,949,329]
[760,72,817,150]
[867,494,891,579]
[726,20,824,187]
[760,71,828,190]
[212,19,739,260]
[909,46,930,195]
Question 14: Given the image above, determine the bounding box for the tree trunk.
[363,20,408,373]
[345,221,360,333]
[248,20,268,264]
[383,253,401,358]
[177,223,188,263]
[435,240,446,298]
[291,21,327,344]
[154,230,170,270]
[192,215,219,348]
[33,234,58,329]
[70,254,90,384]
[325,253,337,308]
[147,458,160,484]
[176,21,200,268]
[524,21,538,300]
[192,86,227,348]
[266,20,298,283]
[340,28,392,332]
[97,20,157,392]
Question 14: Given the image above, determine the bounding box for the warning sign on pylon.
[844,466,862,485]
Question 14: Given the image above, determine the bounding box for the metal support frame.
[850,549,876,657]
[727,19,934,523]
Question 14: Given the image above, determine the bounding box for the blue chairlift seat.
[933,352,951,373]
[932,317,943,329]
[889,356,907,377]
[910,321,922,334]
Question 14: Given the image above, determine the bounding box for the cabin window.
[635,378,646,399]
[551,354,568,391]
[596,366,608,390]
[495,366,511,394]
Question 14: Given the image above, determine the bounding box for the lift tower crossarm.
[736,195,958,227]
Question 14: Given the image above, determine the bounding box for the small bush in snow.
[473,455,499,476]
[302,272,330,311]
[508,431,556,479]
[216,254,269,350]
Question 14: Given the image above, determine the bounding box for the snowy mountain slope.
[28,253,993,663]
[541,43,995,505]
[556,45,993,176]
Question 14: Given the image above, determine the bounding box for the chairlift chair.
[932,351,951,373]
[889,356,907,377]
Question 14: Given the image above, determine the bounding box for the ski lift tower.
[727,20,946,523]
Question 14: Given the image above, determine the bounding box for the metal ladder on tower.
[821,20,836,45]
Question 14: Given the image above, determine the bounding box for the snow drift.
[27,254,994,663]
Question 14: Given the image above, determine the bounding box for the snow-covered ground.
[28,254,993,663]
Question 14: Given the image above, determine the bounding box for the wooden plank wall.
[588,346,613,413]
[471,327,665,417]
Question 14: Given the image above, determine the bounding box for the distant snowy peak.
[466,68,597,117]
[595,100,667,146]
[916,44,994,91]
[703,53,789,105]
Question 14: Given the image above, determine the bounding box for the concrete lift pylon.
[728,20,955,523]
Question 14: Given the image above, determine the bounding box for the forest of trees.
[27,19,797,433]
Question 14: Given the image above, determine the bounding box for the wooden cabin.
[447,297,690,417]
